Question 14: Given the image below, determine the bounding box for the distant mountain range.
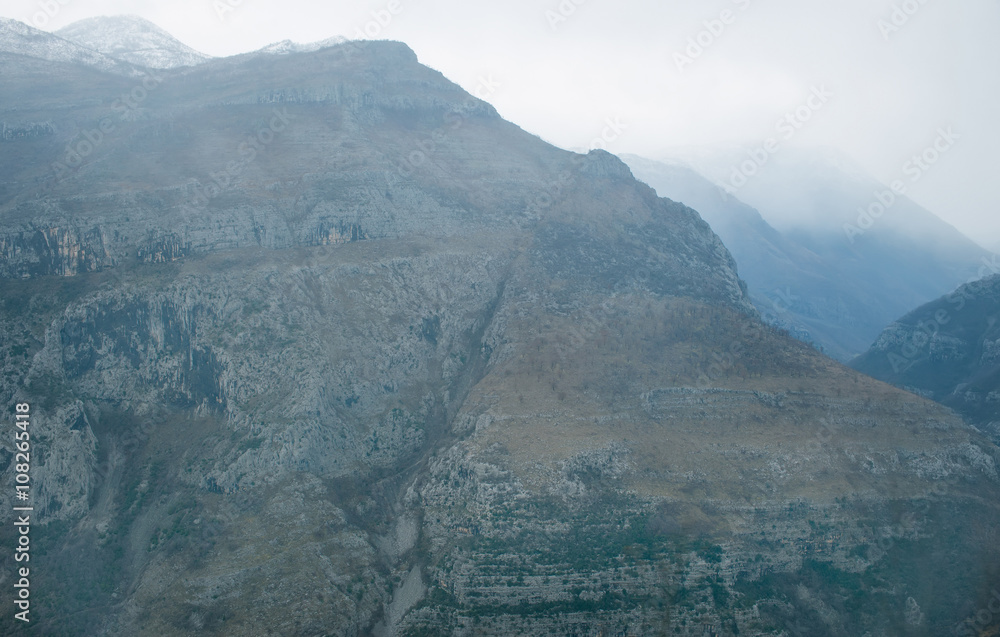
[1,14,371,75]
[0,16,141,76]
[55,15,210,69]
[624,151,992,360]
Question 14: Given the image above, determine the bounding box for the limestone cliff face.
[1,39,998,637]
[0,226,112,276]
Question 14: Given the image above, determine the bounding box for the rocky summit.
[1,34,999,637]
[55,15,211,70]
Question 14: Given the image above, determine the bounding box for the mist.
[4,0,998,244]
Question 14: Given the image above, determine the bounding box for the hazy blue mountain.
[56,15,210,69]
[624,151,994,361]
[1,21,999,637]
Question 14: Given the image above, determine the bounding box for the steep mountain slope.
[56,15,210,69]
[852,274,1000,441]
[624,155,854,359]
[0,37,998,637]
[625,152,994,361]
[0,17,140,76]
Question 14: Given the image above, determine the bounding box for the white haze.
[4,0,999,247]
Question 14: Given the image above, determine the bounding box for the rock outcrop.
[852,274,1000,443]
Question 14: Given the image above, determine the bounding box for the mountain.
[624,155,855,358]
[683,145,989,278]
[56,15,210,69]
[624,151,993,361]
[851,274,1000,441]
[253,36,353,56]
[1,32,999,637]
[0,17,140,76]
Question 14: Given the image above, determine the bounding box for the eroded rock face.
[0,226,113,277]
[1,39,998,637]
[852,274,1000,438]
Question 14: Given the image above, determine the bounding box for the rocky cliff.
[852,274,1000,444]
[1,33,998,637]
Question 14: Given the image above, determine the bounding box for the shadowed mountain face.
[56,15,211,69]
[852,275,1000,442]
[623,153,994,362]
[1,33,999,637]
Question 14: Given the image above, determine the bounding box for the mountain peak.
[60,13,165,31]
[0,16,140,76]
[0,16,30,35]
[255,36,354,56]
[56,14,210,69]
[249,36,418,65]
[579,149,635,180]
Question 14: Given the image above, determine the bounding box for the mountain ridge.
[55,15,211,69]
[624,152,991,361]
[851,273,1000,441]
[1,26,998,637]
[0,16,142,76]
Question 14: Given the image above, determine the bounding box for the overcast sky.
[5,0,999,248]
